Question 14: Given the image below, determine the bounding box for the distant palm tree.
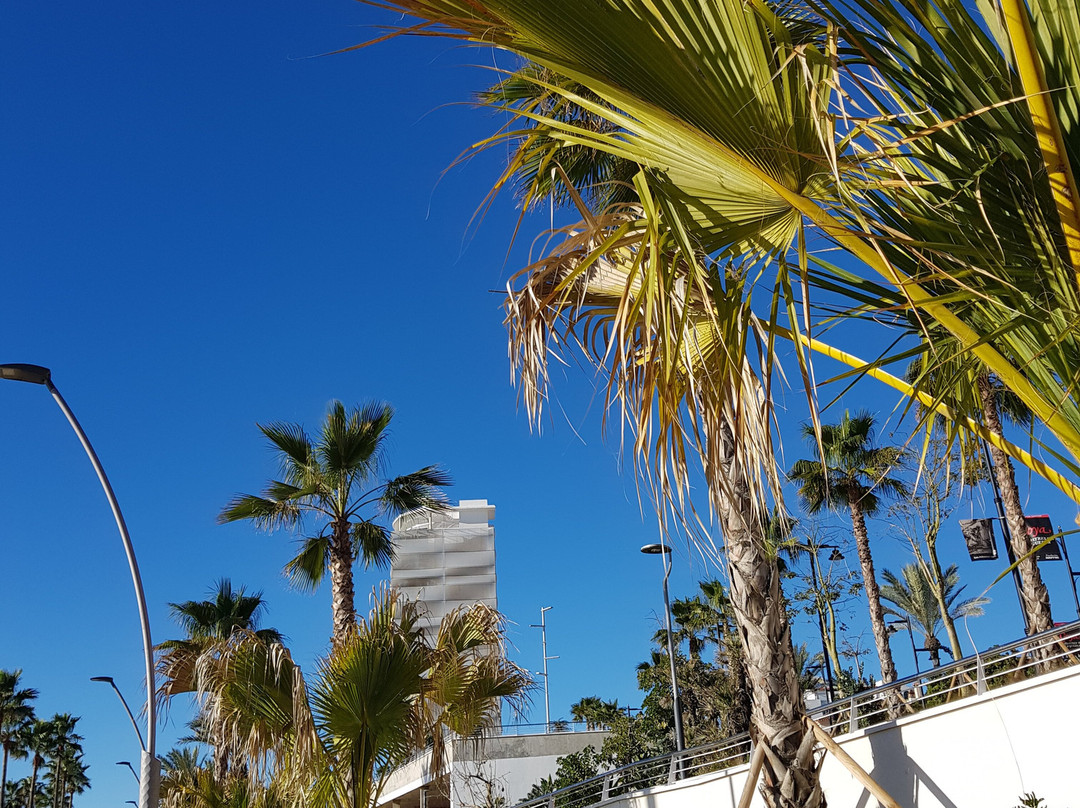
[0,670,38,808]
[220,401,451,645]
[789,412,908,684]
[880,564,988,667]
[569,697,621,730]
[39,716,81,808]
[22,721,52,808]
[156,580,282,782]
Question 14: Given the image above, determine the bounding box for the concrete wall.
[608,664,1080,808]
[450,731,610,808]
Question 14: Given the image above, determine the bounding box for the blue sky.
[3,3,1080,808]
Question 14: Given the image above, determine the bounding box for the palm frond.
[284,536,331,592]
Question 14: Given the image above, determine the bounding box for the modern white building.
[390,499,498,639]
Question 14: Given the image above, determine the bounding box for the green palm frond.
[350,520,393,569]
[257,422,316,483]
[378,466,452,516]
[284,536,331,592]
[217,493,303,531]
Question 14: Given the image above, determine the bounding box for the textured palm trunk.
[27,757,40,808]
[719,447,822,807]
[2,745,9,808]
[847,497,898,685]
[977,375,1054,635]
[330,519,358,646]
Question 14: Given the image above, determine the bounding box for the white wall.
[609,664,1080,808]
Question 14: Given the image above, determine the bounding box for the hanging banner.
[1024,515,1063,561]
[960,518,998,561]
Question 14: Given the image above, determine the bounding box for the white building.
[390,499,498,639]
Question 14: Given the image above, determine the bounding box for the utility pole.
[531,606,558,731]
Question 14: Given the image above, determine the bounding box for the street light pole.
[530,606,557,732]
[640,541,685,754]
[91,677,145,752]
[806,546,840,704]
[117,762,139,783]
[0,364,159,808]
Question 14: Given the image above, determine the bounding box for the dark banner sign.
[1025,515,1063,561]
[960,518,998,561]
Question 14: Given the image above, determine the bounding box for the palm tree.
[194,589,529,808]
[156,580,283,781]
[39,716,81,808]
[22,721,52,808]
[789,412,908,685]
[220,401,452,645]
[569,697,621,730]
[0,671,38,808]
[880,564,988,667]
[348,1,1079,804]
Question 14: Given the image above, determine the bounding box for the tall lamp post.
[640,541,685,754]
[530,606,557,732]
[0,364,159,808]
[806,544,843,704]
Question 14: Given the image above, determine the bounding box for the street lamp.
[0,364,159,808]
[887,617,921,674]
[530,606,558,732]
[806,544,843,704]
[640,541,685,754]
[116,762,139,783]
[90,677,145,752]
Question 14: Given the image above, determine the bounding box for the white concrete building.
[391,499,498,638]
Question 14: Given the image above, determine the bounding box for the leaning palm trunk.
[848,500,897,684]
[977,375,1054,635]
[721,446,822,807]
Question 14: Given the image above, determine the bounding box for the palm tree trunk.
[27,758,40,808]
[847,496,898,684]
[1,746,9,808]
[719,449,822,807]
[977,374,1054,635]
[329,518,357,646]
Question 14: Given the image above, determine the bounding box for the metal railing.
[515,619,1080,808]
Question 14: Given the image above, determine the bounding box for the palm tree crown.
[0,670,38,808]
[219,401,451,644]
[880,563,988,667]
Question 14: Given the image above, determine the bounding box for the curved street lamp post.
[640,541,685,755]
[0,364,159,808]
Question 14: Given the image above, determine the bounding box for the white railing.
[515,619,1080,808]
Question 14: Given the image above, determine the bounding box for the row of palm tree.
[0,672,88,808]
[348,0,1078,802]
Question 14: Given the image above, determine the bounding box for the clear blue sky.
[3,3,1079,808]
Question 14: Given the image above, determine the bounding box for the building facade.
[390,499,498,637]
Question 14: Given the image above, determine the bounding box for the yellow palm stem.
[768,323,1080,505]
[771,186,1080,461]
[999,0,1080,276]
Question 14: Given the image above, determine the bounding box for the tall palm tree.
[22,721,52,808]
[349,1,1079,804]
[0,671,38,808]
[156,580,283,781]
[220,401,452,645]
[880,564,988,667]
[789,412,908,684]
[39,716,81,808]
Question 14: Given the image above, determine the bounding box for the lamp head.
[0,364,51,385]
[90,676,115,685]
[828,549,845,562]
[640,543,672,555]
